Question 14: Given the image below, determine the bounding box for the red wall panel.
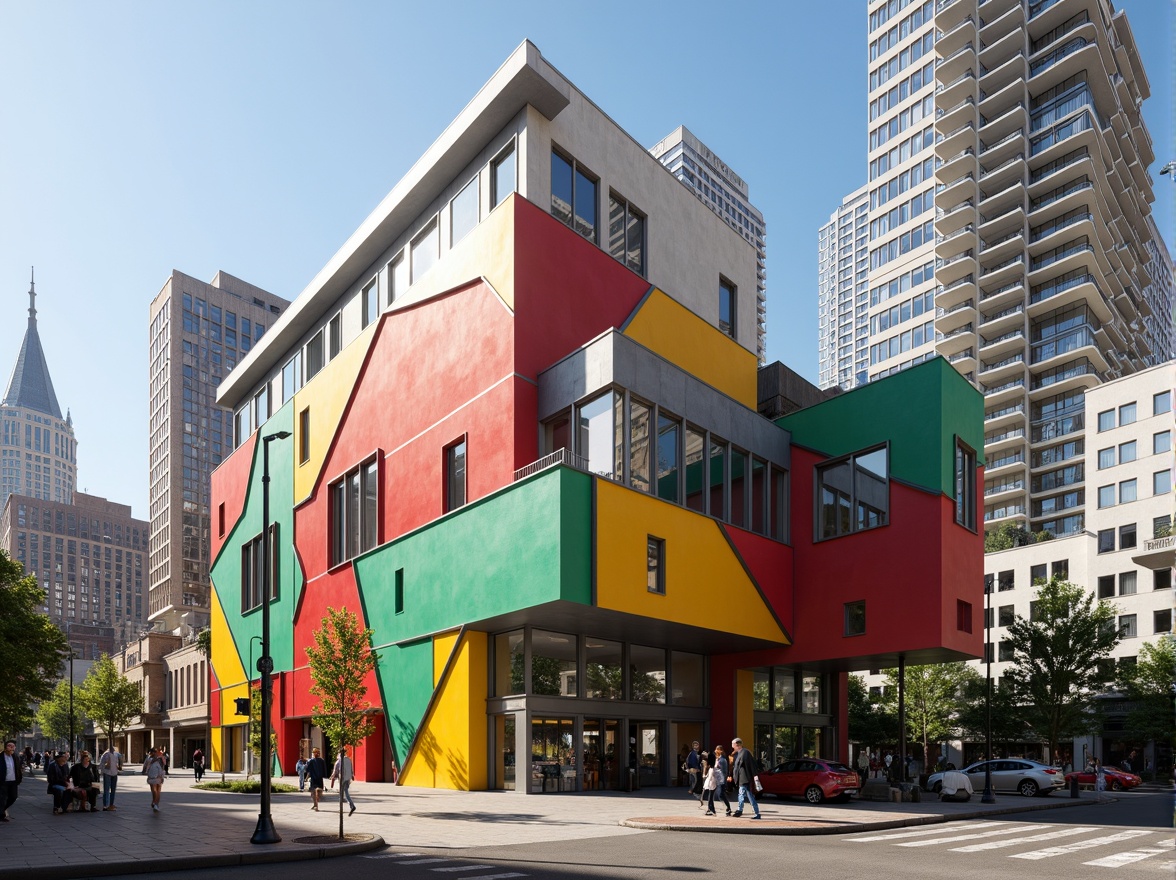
[210,431,257,565]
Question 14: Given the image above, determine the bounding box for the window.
[984,573,994,594]
[240,524,278,613]
[1119,571,1137,596]
[1097,575,1114,599]
[217,503,225,538]
[608,193,645,276]
[1154,390,1171,416]
[531,630,577,697]
[550,148,598,241]
[1154,470,1172,496]
[282,353,302,404]
[658,413,682,504]
[329,313,342,359]
[1119,402,1136,426]
[305,329,324,380]
[955,440,977,529]
[1155,609,1172,633]
[298,408,310,464]
[445,439,467,512]
[817,446,888,539]
[329,459,379,566]
[1118,614,1137,639]
[998,605,1014,627]
[998,570,1014,592]
[1051,559,1068,578]
[1097,447,1114,469]
[394,568,404,615]
[1030,563,1047,584]
[719,278,736,338]
[362,278,379,329]
[1156,515,1172,537]
[1097,528,1114,553]
[1118,440,1136,464]
[450,175,479,246]
[1157,568,1173,591]
[491,142,516,209]
[411,218,439,283]
[1097,409,1115,431]
[1119,478,1137,503]
[253,385,269,427]
[647,536,665,594]
[957,600,972,633]
[1154,431,1171,455]
[388,253,408,305]
[1119,523,1136,550]
[998,640,1014,662]
[577,392,622,479]
[1097,484,1114,508]
[844,600,866,636]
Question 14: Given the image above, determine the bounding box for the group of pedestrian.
[680,738,761,820]
[294,746,357,816]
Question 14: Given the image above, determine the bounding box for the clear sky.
[1,0,1171,519]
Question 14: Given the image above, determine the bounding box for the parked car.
[1064,766,1142,791]
[926,759,1064,798]
[758,757,861,804]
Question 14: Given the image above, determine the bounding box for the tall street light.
[982,577,995,804]
[251,430,290,846]
[68,646,76,759]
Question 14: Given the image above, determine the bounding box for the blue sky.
[1,0,1171,518]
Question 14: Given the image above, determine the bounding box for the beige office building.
[148,271,287,632]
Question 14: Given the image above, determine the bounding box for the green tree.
[1005,576,1120,763]
[36,678,86,747]
[984,522,1031,552]
[305,607,378,840]
[0,549,68,735]
[1117,635,1175,757]
[956,676,1034,756]
[847,674,897,751]
[881,663,979,772]
[246,686,276,778]
[77,654,142,752]
[196,628,212,659]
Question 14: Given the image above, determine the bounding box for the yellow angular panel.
[622,288,757,408]
[291,320,379,504]
[400,631,488,791]
[735,669,754,744]
[209,585,249,737]
[595,481,786,643]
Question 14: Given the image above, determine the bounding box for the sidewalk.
[0,775,1122,879]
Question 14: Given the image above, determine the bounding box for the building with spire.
[1,269,77,511]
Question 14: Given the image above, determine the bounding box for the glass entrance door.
[531,717,575,792]
[494,714,516,791]
[631,721,663,787]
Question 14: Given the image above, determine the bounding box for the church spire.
[3,268,63,419]
[28,266,36,324]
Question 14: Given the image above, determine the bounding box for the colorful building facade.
[208,42,985,791]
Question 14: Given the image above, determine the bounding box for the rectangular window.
[1097,484,1114,508]
[298,408,310,464]
[362,278,380,329]
[445,439,467,512]
[629,399,651,493]
[998,605,1014,627]
[1097,409,1115,431]
[253,386,269,427]
[1119,523,1137,550]
[240,524,278,613]
[1156,515,1172,537]
[1097,528,1115,552]
[1119,571,1137,596]
[1118,440,1137,464]
[1119,478,1137,503]
[719,278,736,338]
[282,353,302,404]
[1154,390,1171,416]
[1119,402,1137,426]
[1155,609,1172,633]
[329,313,342,359]
[817,446,889,539]
[607,192,646,276]
[1051,559,1068,579]
[709,438,726,521]
[1157,567,1173,591]
[998,640,1014,662]
[328,459,379,566]
[684,427,705,513]
[954,440,977,529]
[845,600,866,636]
[1030,563,1047,584]
[491,142,516,209]
[305,330,324,380]
[550,148,598,242]
[956,600,972,634]
[647,536,665,594]
[394,568,404,615]
[1154,431,1171,455]
[1119,614,1137,638]
[578,392,623,480]
[411,218,440,283]
[1097,447,1114,469]
[998,570,1014,591]
[1154,470,1172,496]
[388,253,408,305]
[1097,575,1115,599]
[450,175,479,246]
[657,413,681,504]
[217,503,225,538]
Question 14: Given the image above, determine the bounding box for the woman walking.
[712,744,733,816]
[143,746,167,812]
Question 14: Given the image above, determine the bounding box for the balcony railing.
[980,229,1023,252]
[984,378,1026,397]
[985,427,1026,445]
[981,302,1024,324]
[1030,272,1098,306]
[936,70,977,95]
[979,280,1023,302]
[980,152,1025,180]
[1031,242,1093,273]
[988,451,1026,469]
[1029,179,1093,214]
[1030,211,1092,243]
[986,403,1025,421]
[1029,36,1089,77]
[980,253,1025,277]
[514,448,589,481]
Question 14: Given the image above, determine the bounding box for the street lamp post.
[68,648,75,759]
[982,577,996,804]
[251,430,290,846]
[246,635,262,776]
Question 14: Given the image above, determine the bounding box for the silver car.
[926,759,1065,798]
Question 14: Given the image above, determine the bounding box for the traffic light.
[234,697,250,716]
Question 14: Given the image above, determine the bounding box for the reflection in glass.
[492,144,515,208]
[753,670,769,710]
[709,438,727,520]
[802,675,823,713]
[803,726,823,758]
[855,448,888,531]
[751,458,767,534]
[585,639,623,699]
[773,672,796,712]
[495,714,516,791]
[629,645,666,703]
[670,652,704,706]
[574,167,597,240]
[531,717,575,792]
[630,399,650,492]
[773,725,798,765]
[551,152,573,227]
[657,414,680,503]
[684,427,705,512]
[820,460,853,538]
[545,415,570,455]
[626,209,644,275]
[451,175,479,245]
[578,392,621,479]
[531,630,578,697]
[771,468,788,541]
[411,220,439,283]
[494,630,524,696]
[730,449,748,528]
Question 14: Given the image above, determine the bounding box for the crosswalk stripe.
[399,858,453,865]
[429,868,498,874]
[1083,839,1176,868]
[1010,829,1155,860]
[457,874,526,880]
[951,826,1097,852]
[897,827,1023,847]
[363,853,421,859]
[844,821,1010,842]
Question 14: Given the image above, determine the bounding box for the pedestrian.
[295,755,308,791]
[712,744,732,816]
[46,752,71,814]
[856,749,868,779]
[685,741,701,800]
[0,740,22,821]
[143,746,167,812]
[1093,757,1107,802]
[884,751,893,777]
[728,737,761,819]
[191,748,204,783]
[68,751,101,813]
[98,742,123,811]
[160,746,170,774]
[701,750,724,816]
[390,758,398,784]
[329,745,356,816]
[306,748,327,811]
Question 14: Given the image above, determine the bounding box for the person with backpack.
[729,737,761,819]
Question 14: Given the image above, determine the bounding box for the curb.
[14,834,387,879]
[620,793,1108,835]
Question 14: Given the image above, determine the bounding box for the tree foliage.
[246,685,276,777]
[881,663,979,768]
[0,549,68,735]
[36,678,85,744]
[956,676,1034,754]
[1004,576,1120,761]
[984,522,1053,552]
[847,674,897,748]
[196,628,212,659]
[77,654,142,751]
[1117,635,1175,749]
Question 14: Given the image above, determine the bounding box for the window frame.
[449,174,480,247]
[444,437,468,513]
[607,190,646,277]
[327,456,381,568]
[954,437,978,531]
[815,444,890,541]
[550,145,599,243]
[240,523,279,614]
[490,140,517,209]
[719,277,737,339]
[646,535,666,595]
[362,277,380,329]
[411,217,440,284]
[844,600,866,636]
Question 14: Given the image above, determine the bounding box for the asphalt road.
[134,791,1172,880]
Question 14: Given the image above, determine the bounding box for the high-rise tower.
[817,185,871,390]
[1,269,77,510]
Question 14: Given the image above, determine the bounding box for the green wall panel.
[778,358,984,496]
[375,639,434,764]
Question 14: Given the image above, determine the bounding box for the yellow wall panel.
[595,481,786,644]
[401,631,488,791]
[210,585,249,717]
[622,288,757,408]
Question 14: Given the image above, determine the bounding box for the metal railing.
[514,448,590,482]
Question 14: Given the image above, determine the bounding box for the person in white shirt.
[939,769,974,802]
[98,744,123,811]
[329,746,356,816]
[1,740,22,821]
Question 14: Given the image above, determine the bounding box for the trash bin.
[1070,775,1080,798]
[624,768,636,792]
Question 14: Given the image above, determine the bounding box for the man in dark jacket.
[46,753,71,814]
[306,748,327,811]
[68,751,101,812]
[728,737,761,819]
[1,740,22,821]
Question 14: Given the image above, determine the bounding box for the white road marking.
[398,858,453,865]
[1010,830,1155,860]
[898,827,1026,847]
[363,853,421,859]
[1083,838,1176,868]
[951,826,1097,852]
[457,874,526,880]
[844,821,1010,842]
[430,868,498,874]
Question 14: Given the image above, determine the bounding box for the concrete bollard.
[1070,775,1079,798]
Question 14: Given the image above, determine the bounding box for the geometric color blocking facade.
[209,43,985,789]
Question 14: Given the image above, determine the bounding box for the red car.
[1064,766,1142,791]
[758,757,861,804]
